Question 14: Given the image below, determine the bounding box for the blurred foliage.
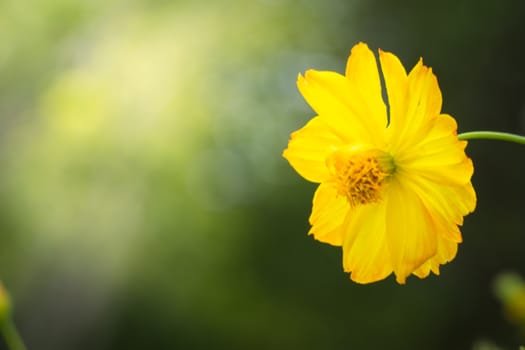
[495,273,525,332]
[0,0,524,349]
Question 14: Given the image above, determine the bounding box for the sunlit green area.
[1,0,524,349]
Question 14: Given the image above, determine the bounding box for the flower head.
[283,42,476,284]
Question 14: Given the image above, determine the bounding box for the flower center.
[326,146,395,207]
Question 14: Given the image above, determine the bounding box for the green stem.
[458,131,525,145]
[0,319,26,350]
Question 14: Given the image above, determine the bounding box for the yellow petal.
[385,179,438,284]
[407,60,442,124]
[378,49,408,129]
[308,183,349,246]
[345,42,388,136]
[400,171,476,240]
[296,70,378,145]
[386,59,443,152]
[283,116,345,183]
[397,114,475,187]
[297,70,350,119]
[407,156,474,188]
[297,69,368,142]
[413,235,458,279]
[431,235,458,269]
[342,200,393,284]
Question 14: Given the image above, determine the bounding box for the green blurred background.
[0,0,524,349]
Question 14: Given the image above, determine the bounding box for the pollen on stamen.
[326,147,395,207]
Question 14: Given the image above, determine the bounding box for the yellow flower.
[283,42,476,284]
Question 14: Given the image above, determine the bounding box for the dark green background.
[0,0,524,349]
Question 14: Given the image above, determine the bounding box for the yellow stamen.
[326,146,395,207]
